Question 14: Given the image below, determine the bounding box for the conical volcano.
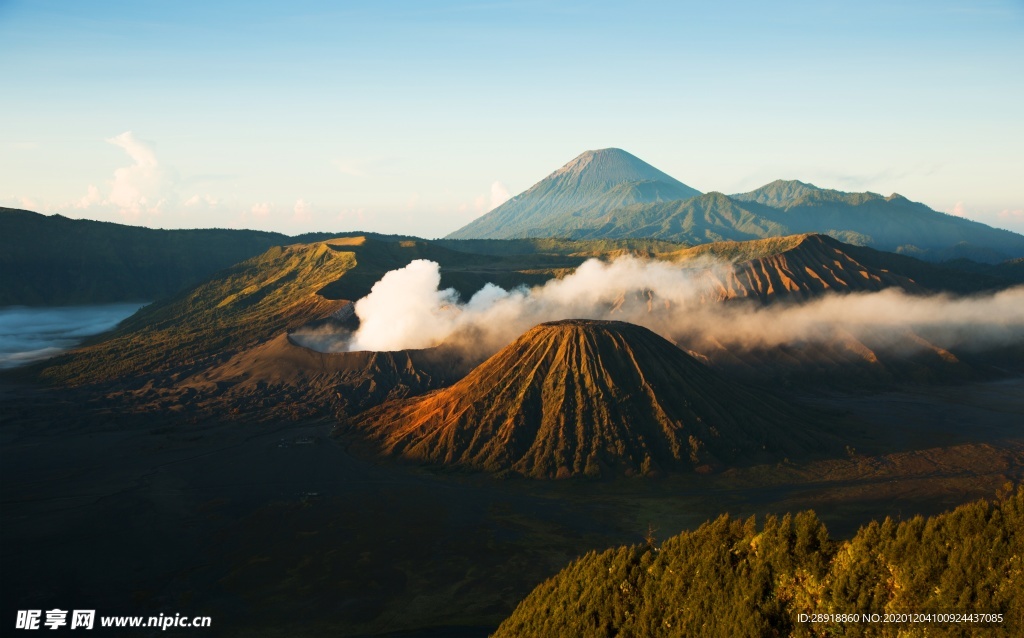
[446,148,701,239]
[343,320,830,478]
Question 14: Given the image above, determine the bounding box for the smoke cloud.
[303,257,1024,361]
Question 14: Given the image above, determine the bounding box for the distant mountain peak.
[767,178,818,188]
[446,149,701,239]
[546,148,686,186]
[552,147,621,172]
[731,180,824,208]
[701,191,733,202]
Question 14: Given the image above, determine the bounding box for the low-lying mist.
[291,258,1024,360]
[0,303,146,369]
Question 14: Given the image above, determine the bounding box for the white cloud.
[998,208,1023,220]
[104,131,171,218]
[75,185,102,209]
[333,159,368,177]
[293,198,312,223]
[456,181,514,216]
[108,131,157,168]
[184,194,220,208]
[251,202,271,218]
[68,131,172,220]
[332,156,402,179]
[338,207,367,225]
[950,201,967,217]
[490,181,511,210]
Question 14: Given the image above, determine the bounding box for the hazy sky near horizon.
[2,0,1022,237]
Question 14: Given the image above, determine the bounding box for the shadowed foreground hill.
[343,320,833,478]
[495,486,1024,637]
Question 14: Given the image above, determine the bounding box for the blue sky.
[2,0,1022,237]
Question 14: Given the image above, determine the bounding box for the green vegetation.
[38,241,358,384]
[495,486,1024,637]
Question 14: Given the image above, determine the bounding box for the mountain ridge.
[731,178,825,207]
[0,208,430,306]
[0,207,289,305]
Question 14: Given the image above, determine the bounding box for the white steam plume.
[347,260,461,351]
[331,257,1024,358]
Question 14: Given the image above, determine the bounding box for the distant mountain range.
[446,149,1024,263]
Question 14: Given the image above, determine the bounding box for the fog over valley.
[0,303,145,369]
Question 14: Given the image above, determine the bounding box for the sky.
[2,0,1023,238]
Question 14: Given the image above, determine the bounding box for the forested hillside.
[495,486,1023,637]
